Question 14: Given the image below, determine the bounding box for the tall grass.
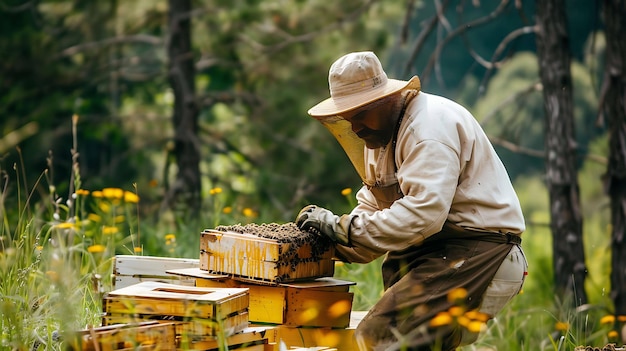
[0,123,622,350]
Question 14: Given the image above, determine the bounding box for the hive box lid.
[106,281,248,302]
[168,267,355,289]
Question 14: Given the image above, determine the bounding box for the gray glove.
[295,205,352,246]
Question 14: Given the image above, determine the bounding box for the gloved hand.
[295,205,353,246]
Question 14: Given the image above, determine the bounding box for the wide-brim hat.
[308,51,420,118]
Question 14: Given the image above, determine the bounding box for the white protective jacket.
[336,92,526,263]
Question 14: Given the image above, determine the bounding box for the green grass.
[0,139,623,350]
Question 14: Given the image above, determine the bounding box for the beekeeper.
[296,51,528,351]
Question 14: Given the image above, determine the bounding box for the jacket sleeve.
[333,185,387,263]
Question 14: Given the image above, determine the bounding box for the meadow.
[0,145,623,351]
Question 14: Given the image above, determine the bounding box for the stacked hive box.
[195,223,354,327]
[98,223,359,350]
[68,321,178,351]
[102,281,250,337]
[189,223,358,349]
[199,223,336,284]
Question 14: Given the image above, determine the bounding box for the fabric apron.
[355,186,520,351]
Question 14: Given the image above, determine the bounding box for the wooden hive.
[102,281,249,338]
[168,268,354,328]
[199,223,335,284]
[66,321,177,351]
[177,326,273,351]
[113,255,199,289]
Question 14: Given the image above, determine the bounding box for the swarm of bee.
[214,222,334,280]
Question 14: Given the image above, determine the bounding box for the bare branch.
[0,0,35,13]
[434,0,453,33]
[479,81,541,127]
[488,136,543,158]
[421,0,511,84]
[59,34,163,57]
[239,0,379,54]
[400,0,417,45]
[403,4,446,77]
[489,135,608,165]
[478,25,537,95]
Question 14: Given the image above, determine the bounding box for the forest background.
[1,0,624,350]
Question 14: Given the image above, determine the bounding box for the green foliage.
[0,127,620,350]
[0,1,621,349]
[470,51,602,180]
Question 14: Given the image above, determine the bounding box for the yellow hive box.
[102,281,249,337]
[200,229,335,284]
[168,268,354,328]
[66,321,177,351]
[262,311,367,351]
[102,312,249,339]
[176,326,273,351]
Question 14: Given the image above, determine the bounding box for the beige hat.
[308,51,420,118]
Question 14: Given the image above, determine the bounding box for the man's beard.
[358,129,391,149]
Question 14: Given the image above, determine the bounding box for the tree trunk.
[534,0,587,304]
[165,0,201,214]
[602,0,626,317]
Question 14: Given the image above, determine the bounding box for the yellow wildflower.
[242,208,257,218]
[55,222,75,229]
[447,288,468,303]
[223,206,233,214]
[341,188,352,196]
[76,189,90,196]
[46,270,59,282]
[457,315,471,328]
[209,187,223,195]
[618,315,626,322]
[103,226,119,235]
[92,190,103,198]
[464,310,490,322]
[555,321,569,331]
[88,213,102,222]
[35,246,43,251]
[429,312,453,327]
[467,320,485,333]
[608,330,619,339]
[114,215,125,223]
[600,315,616,325]
[87,244,106,253]
[99,203,111,213]
[449,306,465,317]
[102,187,124,199]
[124,191,139,203]
[166,235,176,246]
[133,247,143,253]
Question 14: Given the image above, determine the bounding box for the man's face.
[342,98,397,149]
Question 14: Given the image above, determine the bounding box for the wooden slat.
[167,268,354,327]
[102,311,249,338]
[200,231,335,284]
[285,288,353,328]
[262,326,354,351]
[67,321,177,351]
[114,275,195,289]
[113,255,199,289]
[176,326,272,350]
[104,281,249,319]
[115,256,200,276]
[200,253,335,284]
